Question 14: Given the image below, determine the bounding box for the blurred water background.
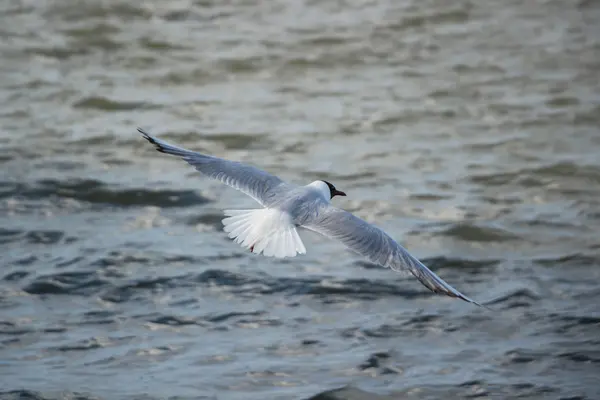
[1,0,599,399]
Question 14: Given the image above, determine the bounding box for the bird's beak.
[333,189,346,197]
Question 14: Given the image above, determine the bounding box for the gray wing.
[303,206,484,307]
[139,128,291,206]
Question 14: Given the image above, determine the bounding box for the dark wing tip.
[452,292,494,311]
[462,296,490,310]
[422,274,491,310]
[138,127,153,142]
[138,127,167,153]
[414,263,492,310]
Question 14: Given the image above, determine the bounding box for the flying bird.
[139,128,484,307]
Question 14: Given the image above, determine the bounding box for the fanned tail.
[222,208,306,258]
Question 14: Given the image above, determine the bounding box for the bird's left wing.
[303,205,484,307]
[139,128,293,206]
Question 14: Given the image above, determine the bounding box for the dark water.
[1,0,599,399]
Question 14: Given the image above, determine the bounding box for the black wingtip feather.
[138,127,154,143]
[138,127,150,139]
[138,127,166,153]
[462,295,494,311]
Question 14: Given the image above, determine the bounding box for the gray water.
[1,0,599,399]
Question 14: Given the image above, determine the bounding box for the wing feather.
[304,206,484,307]
[139,128,292,206]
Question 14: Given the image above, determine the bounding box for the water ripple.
[1,179,209,208]
[1,0,599,398]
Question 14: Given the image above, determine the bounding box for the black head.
[322,180,346,199]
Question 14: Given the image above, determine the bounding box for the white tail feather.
[222,208,306,258]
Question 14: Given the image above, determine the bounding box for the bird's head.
[310,180,346,201]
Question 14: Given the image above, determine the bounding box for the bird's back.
[270,185,328,226]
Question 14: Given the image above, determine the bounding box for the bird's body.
[139,128,484,307]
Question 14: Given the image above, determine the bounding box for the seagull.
[139,128,484,307]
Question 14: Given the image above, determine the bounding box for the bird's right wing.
[139,128,292,206]
[303,205,484,307]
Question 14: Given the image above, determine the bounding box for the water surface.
[1,0,599,399]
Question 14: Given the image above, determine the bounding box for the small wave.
[534,253,600,268]
[356,314,452,339]
[306,386,395,400]
[369,108,460,128]
[73,96,158,111]
[0,229,65,246]
[3,271,29,282]
[435,222,521,242]
[0,229,22,245]
[503,349,547,365]
[25,230,64,245]
[55,256,85,269]
[32,161,86,172]
[54,338,104,352]
[186,213,227,230]
[138,37,190,51]
[548,314,600,337]
[97,269,436,304]
[216,55,269,74]
[357,351,402,375]
[470,162,600,187]
[194,270,429,300]
[23,271,109,296]
[553,315,600,327]
[148,67,215,86]
[25,46,89,60]
[148,315,201,326]
[421,256,499,273]
[198,132,270,150]
[12,256,38,266]
[372,7,470,36]
[61,22,120,38]
[2,179,209,208]
[0,321,32,336]
[293,30,354,46]
[101,275,183,303]
[0,391,52,400]
[546,96,580,108]
[402,8,470,28]
[205,310,265,323]
[78,310,118,326]
[451,62,505,75]
[91,250,200,268]
[300,171,377,182]
[573,104,600,125]
[486,288,541,308]
[308,381,561,399]
[301,278,422,300]
[558,351,600,364]
[408,193,453,201]
[233,317,283,329]
[45,2,151,23]
[358,351,391,369]
[282,48,373,70]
